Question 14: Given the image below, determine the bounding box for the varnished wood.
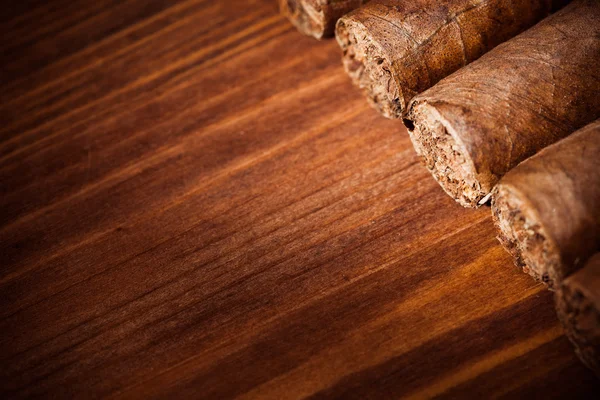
[0,1,598,398]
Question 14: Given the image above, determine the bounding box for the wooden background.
[0,0,598,398]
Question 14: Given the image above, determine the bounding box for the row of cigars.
[279,0,600,376]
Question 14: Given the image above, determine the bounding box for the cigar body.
[336,0,568,119]
[556,253,600,376]
[279,0,368,39]
[403,0,600,207]
[492,120,600,288]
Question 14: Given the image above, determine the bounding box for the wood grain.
[0,0,597,398]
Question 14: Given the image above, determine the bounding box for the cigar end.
[279,0,327,39]
[556,256,600,376]
[491,184,562,289]
[403,101,488,208]
[336,15,404,118]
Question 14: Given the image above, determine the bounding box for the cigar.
[279,0,368,39]
[492,120,600,288]
[555,253,600,376]
[336,0,568,119]
[403,0,600,207]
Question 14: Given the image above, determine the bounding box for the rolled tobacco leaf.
[492,120,600,288]
[336,0,568,119]
[404,0,600,207]
[279,0,368,39]
[556,253,600,376]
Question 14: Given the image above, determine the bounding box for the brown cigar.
[403,0,600,208]
[279,0,368,39]
[492,120,600,288]
[556,253,600,376]
[336,0,568,119]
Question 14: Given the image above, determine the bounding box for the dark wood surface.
[0,0,598,398]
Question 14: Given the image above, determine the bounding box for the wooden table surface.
[1,0,598,398]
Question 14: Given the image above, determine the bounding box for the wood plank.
[0,0,598,397]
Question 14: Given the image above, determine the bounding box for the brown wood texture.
[0,0,598,398]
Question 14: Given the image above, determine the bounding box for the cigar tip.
[279,0,327,39]
[336,14,405,119]
[492,184,560,289]
[556,256,600,376]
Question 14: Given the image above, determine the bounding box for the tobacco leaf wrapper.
[492,120,600,288]
[404,0,600,207]
[336,0,568,119]
[556,253,600,376]
[279,0,368,39]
